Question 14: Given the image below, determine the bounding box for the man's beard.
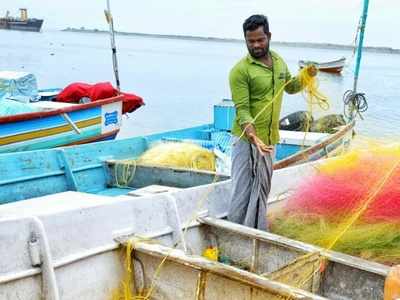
[249,46,269,59]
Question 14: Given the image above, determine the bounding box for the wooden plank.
[265,252,323,293]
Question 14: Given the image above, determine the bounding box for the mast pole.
[353,0,370,93]
[105,0,121,90]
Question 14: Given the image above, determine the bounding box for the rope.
[343,90,368,120]
[114,159,137,189]
[300,66,329,146]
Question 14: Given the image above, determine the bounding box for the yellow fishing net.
[137,142,215,172]
[112,142,216,188]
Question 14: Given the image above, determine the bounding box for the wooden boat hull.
[0,96,123,153]
[314,66,344,74]
[299,57,346,74]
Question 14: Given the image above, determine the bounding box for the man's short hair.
[243,15,269,36]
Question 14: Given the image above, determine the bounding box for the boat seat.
[126,184,181,197]
[279,130,329,147]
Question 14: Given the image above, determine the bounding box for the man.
[228,14,315,230]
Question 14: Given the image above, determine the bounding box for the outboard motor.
[279,111,313,131]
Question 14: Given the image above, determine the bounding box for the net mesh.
[270,143,400,265]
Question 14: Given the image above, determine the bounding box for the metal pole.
[105,0,121,90]
[353,0,370,92]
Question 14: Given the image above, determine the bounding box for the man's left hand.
[307,65,318,77]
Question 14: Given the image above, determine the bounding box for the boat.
[0,160,391,299]
[0,72,143,153]
[0,96,124,153]
[0,8,43,32]
[299,57,346,74]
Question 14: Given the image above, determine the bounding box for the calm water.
[0,30,399,139]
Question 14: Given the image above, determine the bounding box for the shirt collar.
[246,50,278,67]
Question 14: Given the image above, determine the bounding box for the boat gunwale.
[0,95,124,124]
[298,57,346,67]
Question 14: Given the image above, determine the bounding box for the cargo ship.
[0,8,43,32]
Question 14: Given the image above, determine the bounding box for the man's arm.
[284,64,303,95]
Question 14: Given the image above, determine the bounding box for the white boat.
[298,57,346,74]
[0,160,390,299]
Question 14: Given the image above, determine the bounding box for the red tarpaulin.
[56,82,144,114]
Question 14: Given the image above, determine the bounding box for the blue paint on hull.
[0,106,100,136]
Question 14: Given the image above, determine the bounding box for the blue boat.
[0,96,125,153]
[0,98,354,204]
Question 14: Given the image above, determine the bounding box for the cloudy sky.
[1,0,397,48]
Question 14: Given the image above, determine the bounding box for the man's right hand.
[242,123,273,155]
[248,133,274,155]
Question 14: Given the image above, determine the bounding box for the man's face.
[245,26,271,59]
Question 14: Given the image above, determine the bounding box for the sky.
[1,0,398,48]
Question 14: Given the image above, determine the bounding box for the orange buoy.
[384,265,400,300]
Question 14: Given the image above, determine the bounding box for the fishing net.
[112,141,216,188]
[270,143,400,265]
[137,142,216,171]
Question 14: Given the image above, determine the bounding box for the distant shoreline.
[62,27,400,54]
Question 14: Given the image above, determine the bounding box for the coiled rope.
[343,89,368,120]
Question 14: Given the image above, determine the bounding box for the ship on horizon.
[0,8,43,32]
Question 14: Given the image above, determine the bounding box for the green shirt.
[229,50,303,145]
